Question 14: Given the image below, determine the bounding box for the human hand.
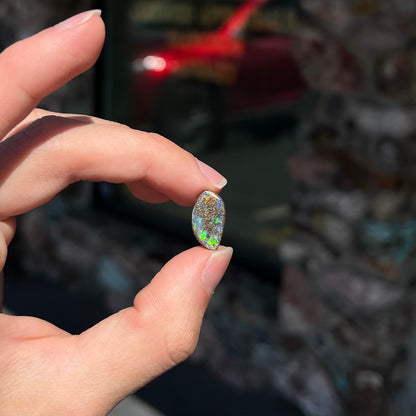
[0,10,232,415]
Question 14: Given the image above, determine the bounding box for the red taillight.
[142,55,167,72]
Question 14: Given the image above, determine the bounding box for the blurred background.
[3,1,416,415]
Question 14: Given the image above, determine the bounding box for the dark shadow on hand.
[0,115,93,188]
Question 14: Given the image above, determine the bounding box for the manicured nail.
[202,246,233,294]
[197,159,228,189]
[56,9,102,30]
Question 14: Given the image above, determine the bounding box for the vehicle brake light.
[142,55,167,72]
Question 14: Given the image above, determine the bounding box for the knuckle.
[147,131,177,150]
[147,132,165,142]
[164,325,199,367]
[133,288,201,367]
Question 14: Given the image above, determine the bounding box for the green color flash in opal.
[192,191,225,250]
[207,237,218,247]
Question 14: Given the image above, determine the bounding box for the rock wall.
[280,1,416,415]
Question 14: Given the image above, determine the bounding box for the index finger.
[0,112,227,219]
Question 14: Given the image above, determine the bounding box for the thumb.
[75,246,233,411]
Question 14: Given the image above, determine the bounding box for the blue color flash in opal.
[192,191,225,250]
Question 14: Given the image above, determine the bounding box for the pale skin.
[0,10,232,415]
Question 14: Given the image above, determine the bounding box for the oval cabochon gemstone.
[192,191,225,250]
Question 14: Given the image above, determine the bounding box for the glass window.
[98,0,305,269]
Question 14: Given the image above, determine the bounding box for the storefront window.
[97,0,304,270]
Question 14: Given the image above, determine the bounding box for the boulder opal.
[192,191,225,250]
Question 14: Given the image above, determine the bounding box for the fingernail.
[197,159,228,189]
[202,246,233,294]
[56,9,102,30]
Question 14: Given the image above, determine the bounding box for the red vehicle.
[130,0,306,152]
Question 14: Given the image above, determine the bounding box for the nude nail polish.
[56,9,102,30]
[197,159,228,189]
[202,246,233,294]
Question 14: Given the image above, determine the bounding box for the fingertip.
[196,159,228,191]
[201,246,233,294]
[145,245,233,301]
[54,9,106,66]
[55,9,103,31]
[133,245,232,311]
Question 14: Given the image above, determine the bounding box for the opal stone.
[192,191,225,250]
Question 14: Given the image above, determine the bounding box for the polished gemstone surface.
[192,191,225,250]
